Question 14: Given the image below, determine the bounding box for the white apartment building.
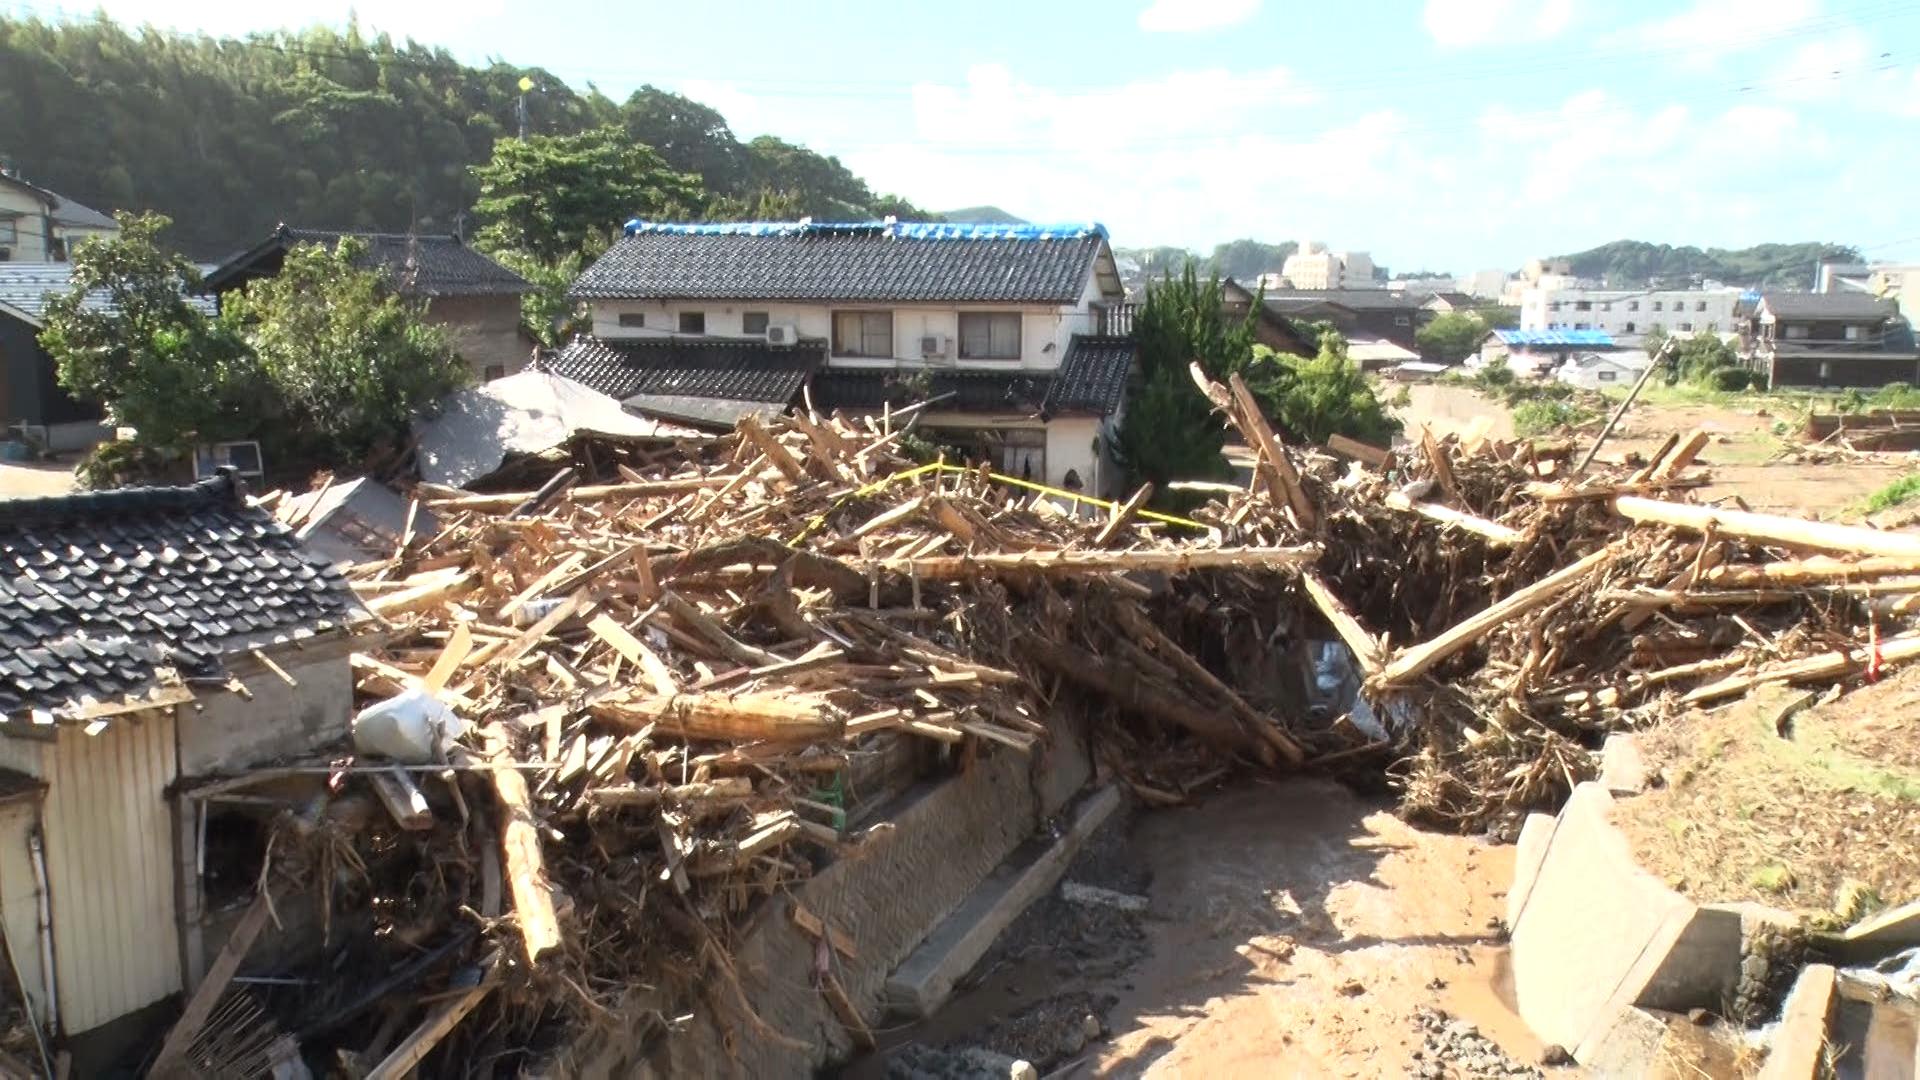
[1518,286,1745,349]
[1279,241,1380,289]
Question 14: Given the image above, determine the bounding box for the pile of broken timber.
[223,408,1325,1072]
[194,387,1920,1072]
[1183,364,1920,826]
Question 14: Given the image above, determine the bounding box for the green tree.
[1669,332,1742,388]
[471,126,703,263]
[221,238,469,462]
[1113,268,1256,491]
[1415,311,1493,364]
[39,212,256,451]
[1252,338,1402,446]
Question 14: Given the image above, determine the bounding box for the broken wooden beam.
[1371,543,1621,689]
[737,414,810,484]
[594,691,844,743]
[1702,556,1920,587]
[1228,372,1319,530]
[421,474,737,513]
[363,957,501,1080]
[1093,483,1154,548]
[367,766,434,831]
[1383,491,1523,546]
[1106,599,1305,764]
[1614,495,1920,560]
[149,891,274,1078]
[1326,432,1392,469]
[1682,631,1920,705]
[1298,571,1385,677]
[479,726,561,964]
[1026,636,1280,766]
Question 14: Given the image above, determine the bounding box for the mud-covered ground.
[843,778,1560,1079]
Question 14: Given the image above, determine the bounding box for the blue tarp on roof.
[1495,328,1616,348]
[623,220,1107,241]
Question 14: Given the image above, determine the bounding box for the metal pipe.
[27,828,56,1037]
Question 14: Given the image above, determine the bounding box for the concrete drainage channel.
[1506,738,1920,1078]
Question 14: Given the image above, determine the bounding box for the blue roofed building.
[555,220,1138,495]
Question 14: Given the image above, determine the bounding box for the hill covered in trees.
[0,15,926,257]
[1553,239,1861,288]
[1115,239,1300,291]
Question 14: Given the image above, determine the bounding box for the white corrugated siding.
[0,800,49,1025]
[43,712,181,1033]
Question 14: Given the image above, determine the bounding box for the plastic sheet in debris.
[1307,640,1412,741]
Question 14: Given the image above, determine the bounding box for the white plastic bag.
[352,688,466,764]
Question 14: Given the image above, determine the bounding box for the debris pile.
[177,383,1920,1073]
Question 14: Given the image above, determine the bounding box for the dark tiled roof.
[0,264,217,326]
[204,226,531,297]
[1759,292,1897,320]
[570,226,1107,304]
[0,473,366,718]
[811,369,1053,415]
[545,336,825,405]
[1049,335,1136,415]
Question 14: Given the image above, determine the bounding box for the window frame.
[678,311,706,335]
[0,219,16,245]
[957,312,1023,361]
[832,310,894,358]
[741,311,770,336]
[617,312,646,329]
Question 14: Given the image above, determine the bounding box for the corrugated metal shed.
[43,710,181,1032]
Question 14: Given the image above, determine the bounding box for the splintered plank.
[737,414,809,484]
[1383,491,1524,546]
[480,725,562,964]
[1094,483,1154,547]
[1614,496,1920,560]
[588,613,679,696]
[595,691,844,743]
[864,545,1319,582]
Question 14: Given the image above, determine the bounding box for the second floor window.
[1628,301,1640,311]
[958,312,1021,359]
[1652,301,1664,311]
[833,311,893,357]
[678,311,706,334]
[742,311,770,335]
[0,220,16,244]
[617,312,646,328]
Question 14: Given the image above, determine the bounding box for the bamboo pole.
[1614,496,1920,560]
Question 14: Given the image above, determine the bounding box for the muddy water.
[846,779,1551,1079]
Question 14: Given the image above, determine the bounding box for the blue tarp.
[1495,328,1617,348]
[622,220,1108,241]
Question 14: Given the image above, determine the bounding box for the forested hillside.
[1554,239,1861,288]
[0,15,925,257]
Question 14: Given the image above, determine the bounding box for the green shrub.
[1865,473,1920,513]
[76,439,169,490]
[1511,399,1601,436]
[1707,367,1759,392]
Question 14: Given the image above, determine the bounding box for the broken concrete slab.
[1511,782,1766,1066]
[884,784,1121,1018]
[1598,732,1652,796]
[1505,811,1557,929]
[1757,963,1835,1080]
[1836,899,1920,963]
[1060,880,1148,913]
[1579,1006,1669,1079]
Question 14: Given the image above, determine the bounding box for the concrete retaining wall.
[544,718,1092,1078]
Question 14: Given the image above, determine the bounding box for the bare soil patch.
[0,461,77,497]
[1617,683,1920,914]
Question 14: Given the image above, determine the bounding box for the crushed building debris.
[17,372,1920,1074]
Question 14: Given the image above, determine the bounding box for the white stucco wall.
[1520,287,1744,344]
[176,650,354,777]
[590,299,1103,374]
[0,185,53,262]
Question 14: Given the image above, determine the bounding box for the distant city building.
[1866,265,1920,320]
[1736,292,1919,389]
[1279,241,1380,289]
[1518,285,1743,350]
[1462,269,1510,299]
[1387,276,1456,293]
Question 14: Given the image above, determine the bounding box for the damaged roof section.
[809,334,1136,418]
[544,336,827,430]
[0,472,367,719]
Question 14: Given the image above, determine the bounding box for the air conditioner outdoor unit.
[765,324,798,346]
[920,334,948,358]
[0,248,11,262]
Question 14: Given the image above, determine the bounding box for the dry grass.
[1617,683,1920,915]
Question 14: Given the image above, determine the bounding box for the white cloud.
[1137,0,1261,33]
[1629,0,1818,58]
[1423,0,1572,48]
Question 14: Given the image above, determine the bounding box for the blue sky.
[9,0,1920,271]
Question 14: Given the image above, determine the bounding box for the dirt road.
[864,780,1546,1079]
[0,462,76,497]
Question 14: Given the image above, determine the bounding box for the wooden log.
[1326,433,1392,469]
[1682,632,1920,705]
[1372,544,1620,689]
[586,777,753,807]
[1298,572,1385,676]
[1653,428,1712,479]
[865,544,1318,582]
[421,474,736,513]
[850,494,928,539]
[595,691,844,743]
[661,590,784,667]
[1523,477,1710,501]
[1026,636,1277,766]
[1628,432,1681,483]
[1094,483,1154,547]
[364,961,500,1080]
[1107,600,1305,764]
[149,892,273,1077]
[1418,425,1461,505]
[1701,556,1920,587]
[1614,496,1920,560]
[1382,491,1523,545]
[480,726,561,964]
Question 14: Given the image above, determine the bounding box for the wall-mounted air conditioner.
[766,324,798,346]
[920,334,949,359]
